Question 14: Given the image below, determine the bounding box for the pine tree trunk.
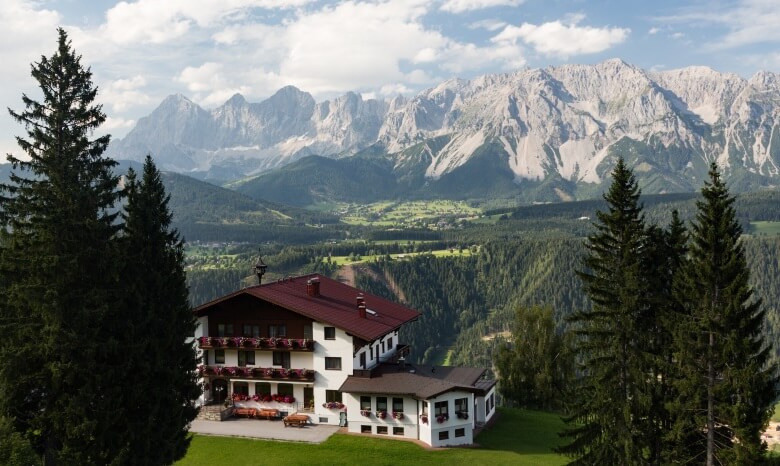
[706,330,714,466]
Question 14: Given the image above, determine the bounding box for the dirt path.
[337,264,407,303]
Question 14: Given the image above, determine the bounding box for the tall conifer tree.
[559,158,657,464]
[0,29,123,463]
[120,156,200,464]
[669,163,777,465]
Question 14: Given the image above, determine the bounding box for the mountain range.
[108,59,780,203]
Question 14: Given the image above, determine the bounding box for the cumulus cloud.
[175,62,254,106]
[494,16,629,57]
[441,0,524,14]
[99,0,312,45]
[99,76,152,112]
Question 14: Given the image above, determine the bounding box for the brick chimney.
[307,278,320,297]
[357,295,366,318]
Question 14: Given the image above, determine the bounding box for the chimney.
[307,278,320,297]
[357,295,366,318]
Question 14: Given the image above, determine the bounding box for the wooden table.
[283,414,310,427]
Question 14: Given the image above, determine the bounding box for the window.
[392,398,404,413]
[243,324,260,337]
[359,352,366,369]
[360,396,371,410]
[319,417,328,423]
[201,349,208,365]
[393,427,404,436]
[382,341,385,353]
[233,382,248,395]
[273,351,290,368]
[375,344,379,361]
[277,383,293,397]
[238,350,255,366]
[438,431,449,440]
[324,326,336,340]
[387,337,393,350]
[325,357,342,370]
[455,428,465,438]
[434,401,448,417]
[376,397,387,412]
[255,382,271,396]
[377,426,388,435]
[303,324,313,340]
[370,346,374,360]
[269,324,286,337]
[217,323,233,337]
[325,390,342,403]
[455,397,468,415]
[361,425,371,433]
[214,349,225,364]
[421,401,428,415]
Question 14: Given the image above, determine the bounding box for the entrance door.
[303,387,314,411]
[212,379,228,404]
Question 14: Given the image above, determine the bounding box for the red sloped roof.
[193,274,420,341]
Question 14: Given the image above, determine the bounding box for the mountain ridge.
[108,59,780,201]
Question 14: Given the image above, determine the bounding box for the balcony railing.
[197,336,314,351]
[198,365,315,382]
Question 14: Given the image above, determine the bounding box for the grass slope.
[177,408,567,466]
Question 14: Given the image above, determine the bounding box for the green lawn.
[177,408,568,466]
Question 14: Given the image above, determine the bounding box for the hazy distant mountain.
[109,59,780,201]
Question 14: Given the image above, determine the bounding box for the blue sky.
[2,0,780,157]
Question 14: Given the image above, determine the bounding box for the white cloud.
[469,19,508,31]
[441,0,524,14]
[659,0,780,49]
[494,16,629,57]
[275,0,445,94]
[648,27,660,35]
[99,0,313,45]
[100,76,152,112]
[175,62,253,106]
[101,116,137,131]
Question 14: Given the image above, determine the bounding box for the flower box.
[392,412,404,420]
[322,402,344,409]
[436,414,449,424]
[376,410,388,419]
[360,410,371,417]
[456,411,469,420]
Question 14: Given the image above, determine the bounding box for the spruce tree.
[0,29,124,463]
[669,163,777,465]
[120,156,200,464]
[559,158,656,464]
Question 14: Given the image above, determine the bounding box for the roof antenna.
[253,257,268,285]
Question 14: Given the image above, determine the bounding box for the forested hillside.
[356,236,780,370]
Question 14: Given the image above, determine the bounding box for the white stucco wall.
[311,321,352,424]
[426,391,475,447]
[351,330,400,370]
[344,392,420,441]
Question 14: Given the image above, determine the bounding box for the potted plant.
[360,409,371,417]
[376,410,387,419]
[393,411,404,420]
[436,414,448,424]
[420,414,428,424]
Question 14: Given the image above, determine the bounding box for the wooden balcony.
[198,365,315,382]
[197,336,314,351]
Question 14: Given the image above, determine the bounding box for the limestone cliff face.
[109,60,780,192]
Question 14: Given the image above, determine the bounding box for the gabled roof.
[339,363,495,399]
[193,274,420,341]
